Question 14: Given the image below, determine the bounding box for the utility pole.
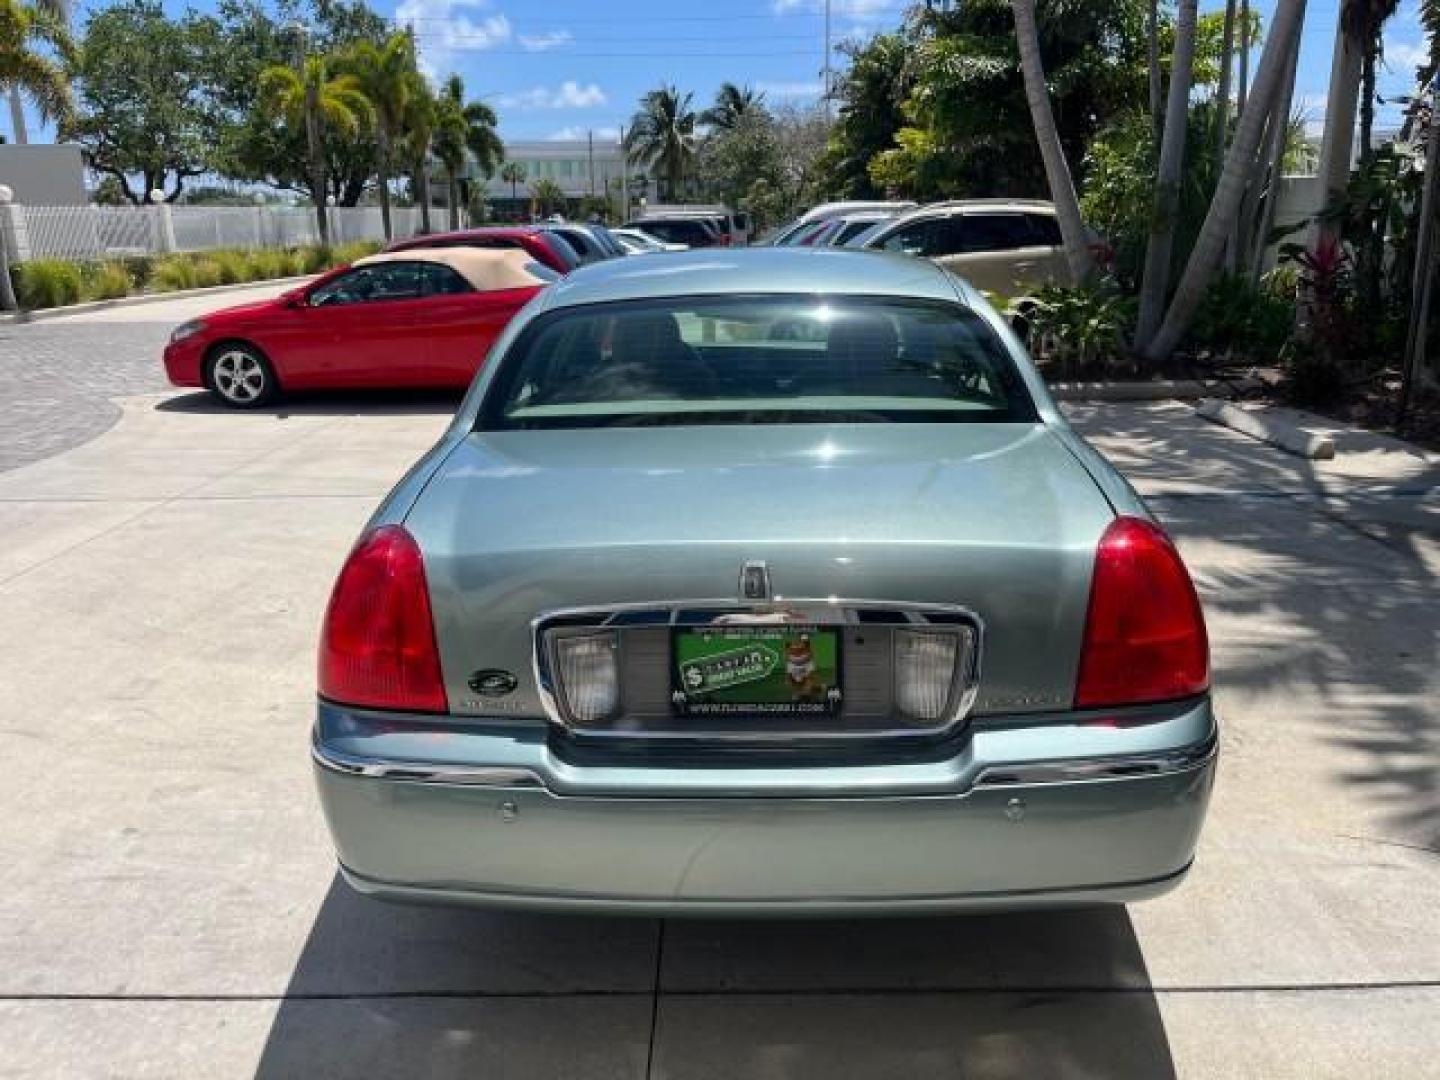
[588,130,595,200]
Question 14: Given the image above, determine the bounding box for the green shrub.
[119,254,156,288]
[1186,273,1295,362]
[152,256,198,292]
[300,244,333,274]
[189,257,224,288]
[331,240,381,267]
[82,261,132,301]
[214,249,256,285]
[1024,283,1138,373]
[13,259,84,309]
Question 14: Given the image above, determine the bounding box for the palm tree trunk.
[417,165,432,233]
[1215,0,1238,168]
[376,129,393,241]
[1249,23,1303,285]
[448,171,460,230]
[1237,0,1251,115]
[1136,0,1200,349]
[1397,80,1439,423]
[1011,0,1091,282]
[1359,46,1377,160]
[305,99,330,248]
[7,90,29,146]
[1312,4,1364,252]
[1148,0,1162,131]
[1145,0,1309,361]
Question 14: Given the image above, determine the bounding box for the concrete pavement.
[0,342,1436,1075]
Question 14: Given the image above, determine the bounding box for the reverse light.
[318,525,448,713]
[553,632,620,725]
[1075,517,1210,709]
[170,319,205,344]
[894,628,966,723]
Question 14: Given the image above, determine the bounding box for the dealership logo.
[468,669,519,696]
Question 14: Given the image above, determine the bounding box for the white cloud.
[499,81,607,110]
[548,126,621,141]
[399,0,512,72]
[1385,36,1429,72]
[755,79,824,99]
[519,29,573,52]
[772,0,894,15]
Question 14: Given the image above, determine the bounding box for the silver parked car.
[313,248,1216,915]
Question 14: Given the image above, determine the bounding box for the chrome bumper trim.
[311,729,1216,793]
[311,741,545,788]
[972,730,1218,788]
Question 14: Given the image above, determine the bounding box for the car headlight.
[170,320,205,344]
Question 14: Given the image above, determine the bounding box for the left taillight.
[318,525,448,713]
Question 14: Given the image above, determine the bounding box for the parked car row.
[770,198,1079,300]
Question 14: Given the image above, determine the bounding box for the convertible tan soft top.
[355,248,554,291]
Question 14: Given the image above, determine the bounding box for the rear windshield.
[479,295,1036,430]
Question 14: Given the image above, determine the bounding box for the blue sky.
[7,0,1434,147]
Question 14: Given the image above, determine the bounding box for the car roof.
[541,248,964,309]
[356,248,551,290]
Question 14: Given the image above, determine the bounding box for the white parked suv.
[850,199,1076,298]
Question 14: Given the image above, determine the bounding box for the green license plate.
[671,625,842,717]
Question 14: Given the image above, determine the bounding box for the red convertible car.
[164,249,554,407]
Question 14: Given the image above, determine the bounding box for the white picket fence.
[3,203,442,262]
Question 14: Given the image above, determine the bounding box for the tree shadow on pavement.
[254,878,1175,1079]
[155,388,465,418]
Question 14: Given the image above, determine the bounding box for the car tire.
[205,343,279,408]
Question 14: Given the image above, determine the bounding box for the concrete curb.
[1195,398,1337,460]
[0,276,314,324]
[1048,377,1263,402]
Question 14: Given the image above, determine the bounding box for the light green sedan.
[312,248,1216,915]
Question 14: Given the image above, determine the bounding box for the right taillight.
[1075,516,1209,709]
[318,525,448,714]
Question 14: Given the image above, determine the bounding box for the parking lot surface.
[0,296,1436,1078]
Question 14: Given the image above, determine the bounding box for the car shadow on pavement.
[155,388,465,418]
[254,876,1175,1078]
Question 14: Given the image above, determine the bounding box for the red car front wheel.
[205,343,278,409]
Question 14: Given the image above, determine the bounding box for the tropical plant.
[432,74,502,230]
[625,83,697,201]
[1136,0,1200,348]
[820,32,908,198]
[258,53,371,246]
[343,30,419,240]
[1,0,70,144]
[529,177,565,217]
[500,160,527,205]
[701,82,765,131]
[1024,282,1138,374]
[1279,238,1361,402]
[1011,0,1091,281]
[400,76,436,233]
[1145,0,1307,361]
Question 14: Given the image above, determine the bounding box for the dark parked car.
[543,223,625,264]
[626,216,722,249]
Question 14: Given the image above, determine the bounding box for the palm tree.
[1144,0,1308,361]
[432,75,502,230]
[530,177,565,217]
[500,160,527,208]
[1010,0,1090,282]
[343,31,418,241]
[259,55,371,247]
[1353,0,1401,159]
[2,0,71,146]
[625,84,697,201]
[701,82,764,131]
[401,76,436,233]
[1136,0,1200,349]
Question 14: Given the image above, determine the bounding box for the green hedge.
[7,241,383,311]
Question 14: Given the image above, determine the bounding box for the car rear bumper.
[313,698,1217,915]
